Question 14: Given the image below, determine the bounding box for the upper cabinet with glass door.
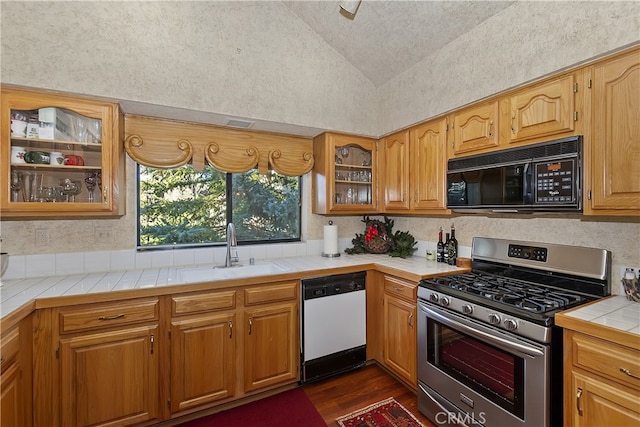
[1,86,125,218]
[312,132,378,214]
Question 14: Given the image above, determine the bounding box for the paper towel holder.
[322,220,341,258]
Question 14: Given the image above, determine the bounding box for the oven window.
[427,318,525,419]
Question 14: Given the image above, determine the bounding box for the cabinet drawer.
[244,281,298,306]
[171,290,236,316]
[59,298,159,333]
[384,276,416,302]
[572,332,640,389]
[0,327,19,372]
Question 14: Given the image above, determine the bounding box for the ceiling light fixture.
[339,0,362,20]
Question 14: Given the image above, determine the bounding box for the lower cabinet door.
[572,370,640,427]
[243,302,298,393]
[1,361,22,427]
[383,293,417,386]
[60,325,159,427]
[170,313,236,413]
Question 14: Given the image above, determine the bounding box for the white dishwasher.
[301,271,366,383]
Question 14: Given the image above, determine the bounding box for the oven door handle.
[419,383,473,427]
[420,303,544,357]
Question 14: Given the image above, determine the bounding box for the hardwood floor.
[303,363,435,426]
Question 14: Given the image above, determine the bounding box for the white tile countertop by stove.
[0,254,465,322]
[562,296,640,336]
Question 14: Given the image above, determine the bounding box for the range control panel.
[508,244,548,262]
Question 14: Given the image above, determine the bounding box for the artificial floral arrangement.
[345,216,418,258]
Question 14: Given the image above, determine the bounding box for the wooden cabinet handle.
[248,318,253,335]
[488,120,494,138]
[620,367,640,380]
[98,313,125,321]
[150,334,154,355]
[408,313,414,328]
[576,387,583,416]
[392,286,404,292]
[511,114,516,133]
[229,320,233,339]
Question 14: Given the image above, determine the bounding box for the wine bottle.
[443,232,450,265]
[448,223,458,266]
[436,227,444,263]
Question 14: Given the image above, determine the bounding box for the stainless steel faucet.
[224,222,239,267]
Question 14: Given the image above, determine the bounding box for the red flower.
[364,225,379,242]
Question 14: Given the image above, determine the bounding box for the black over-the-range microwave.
[447,135,582,213]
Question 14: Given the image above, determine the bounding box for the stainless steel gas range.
[417,237,611,427]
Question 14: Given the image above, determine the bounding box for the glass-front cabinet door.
[1,86,125,218]
[312,132,378,214]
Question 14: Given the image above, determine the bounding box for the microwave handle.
[523,162,533,204]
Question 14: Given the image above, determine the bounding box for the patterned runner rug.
[336,397,425,427]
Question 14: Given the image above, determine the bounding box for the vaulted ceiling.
[283,1,514,86]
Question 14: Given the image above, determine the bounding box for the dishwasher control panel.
[302,271,366,300]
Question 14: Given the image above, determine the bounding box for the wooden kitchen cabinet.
[382,275,417,389]
[243,281,299,392]
[169,290,237,414]
[56,298,160,426]
[449,100,499,158]
[503,73,577,145]
[410,117,449,211]
[312,132,378,214]
[564,330,640,426]
[379,118,449,213]
[1,319,32,427]
[1,85,125,218]
[583,47,640,215]
[379,130,411,211]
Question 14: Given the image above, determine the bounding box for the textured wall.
[376,1,640,135]
[0,1,377,136]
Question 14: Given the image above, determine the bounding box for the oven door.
[417,301,550,427]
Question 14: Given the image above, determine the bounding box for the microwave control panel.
[534,159,576,203]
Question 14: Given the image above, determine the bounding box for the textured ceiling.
[283,0,514,86]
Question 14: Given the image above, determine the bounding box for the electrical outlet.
[620,266,640,280]
[94,226,113,244]
[35,229,49,246]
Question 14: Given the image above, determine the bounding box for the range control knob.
[440,297,450,307]
[462,304,473,315]
[488,313,501,325]
[504,319,518,330]
[429,293,439,303]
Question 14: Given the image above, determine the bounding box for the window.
[138,164,301,248]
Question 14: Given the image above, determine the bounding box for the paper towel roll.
[322,223,340,257]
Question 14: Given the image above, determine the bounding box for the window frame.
[136,164,302,250]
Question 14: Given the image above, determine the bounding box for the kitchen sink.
[175,261,294,283]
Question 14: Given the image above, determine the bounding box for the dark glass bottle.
[448,224,458,265]
[443,232,450,265]
[436,227,444,263]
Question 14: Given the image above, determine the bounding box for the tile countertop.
[556,296,640,347]
[0,254,465,325]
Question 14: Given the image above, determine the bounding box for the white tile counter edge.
[564,296,640,335]
[0,252,466,320]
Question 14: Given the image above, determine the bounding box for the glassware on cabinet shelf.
[10,171,22,202]
[60,179,82,202]
[84,172,99,202]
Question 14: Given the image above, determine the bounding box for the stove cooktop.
[421,271,593,323]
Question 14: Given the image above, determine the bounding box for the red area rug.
[336,397,425,427]
[177,388,326,427]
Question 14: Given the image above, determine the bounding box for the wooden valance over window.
[124,115,314,176]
